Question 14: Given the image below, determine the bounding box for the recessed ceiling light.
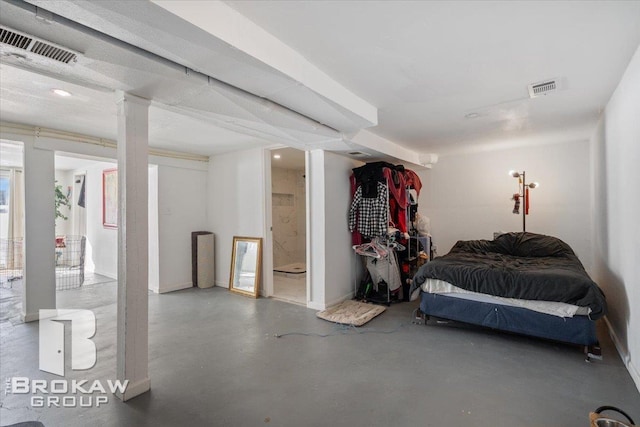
[465,112,479,119]
[52,88,71,97]
[273,154,281,159]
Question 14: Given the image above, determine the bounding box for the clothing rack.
[349,162,422,305]
[352,234,402,306]
[352,182,394,305]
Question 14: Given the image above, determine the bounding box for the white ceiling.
[1,0,639,160]
[0,60,271,157]
[0,0,335,157]
[227,1,640,153]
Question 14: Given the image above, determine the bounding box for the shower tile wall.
[272,167,305,268]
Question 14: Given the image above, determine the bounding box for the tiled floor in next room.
[272,271,306,305]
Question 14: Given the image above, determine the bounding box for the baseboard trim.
[215,281,228,288]
[93,270,117,280]
[307,301,325,311]
[307,291,354,311]
[22,311,39,323]
[604,316,640,393]
[325,291,355,309]
[158,282,192,294]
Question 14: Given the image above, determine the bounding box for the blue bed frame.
[419,292,601,359]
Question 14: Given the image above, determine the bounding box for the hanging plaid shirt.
[348,182,388,238]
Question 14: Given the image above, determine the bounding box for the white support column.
[115,91,151,401]
[306,149,326,310]
[22,137,56,322]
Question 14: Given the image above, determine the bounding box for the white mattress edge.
[421,278,591,318]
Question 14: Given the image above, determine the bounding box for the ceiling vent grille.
[348,151,372,157]
[30,40,77,63]
[528,79,558,98]
[0,25,78,64]
[0,27,32,49]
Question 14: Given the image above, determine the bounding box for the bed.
[410,232,607,360]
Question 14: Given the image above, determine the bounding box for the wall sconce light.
[509,170,539,232]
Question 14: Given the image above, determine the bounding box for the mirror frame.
[229,236,262,298]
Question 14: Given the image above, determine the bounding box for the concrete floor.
[1,283,639,427]
[0,272,114,327]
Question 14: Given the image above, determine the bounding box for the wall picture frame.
[102,168,117,229]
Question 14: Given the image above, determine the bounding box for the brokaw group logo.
[4,309,128,408]
[39,309,97,376]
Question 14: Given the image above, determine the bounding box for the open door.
[269,147,307,305]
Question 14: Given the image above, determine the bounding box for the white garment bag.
[365,251,401,292]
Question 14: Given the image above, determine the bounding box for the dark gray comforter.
[412,232,607,319]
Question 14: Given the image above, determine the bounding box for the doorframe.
[262,146,310,305]
[262,147,275,298]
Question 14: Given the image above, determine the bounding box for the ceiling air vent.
[0,27,33,49]
[348,151,372,157]
[528,79,559,98]
[0,25,78,64]
[30,40,77,63]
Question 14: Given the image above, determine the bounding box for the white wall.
[208,148,266,288]
[148,165,160,292]
[157,164,208,293]
[73,161,118,278]
[306,150,362,309]
[73,160,207,292]
[590,45,640,391]
[322,151,362,306]
[208,147,357,309]
[417,139,593,272]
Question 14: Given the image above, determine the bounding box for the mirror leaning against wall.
[229,236,262,298]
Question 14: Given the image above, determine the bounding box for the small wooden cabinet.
[191,231,214,288]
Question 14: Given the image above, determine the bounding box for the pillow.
[494,232,575,257]
[450,239,500,255]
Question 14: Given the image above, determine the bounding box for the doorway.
[0,140,24,324]
[54,153,117,290]
[270,147,307,305]
[52,153,160,291]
